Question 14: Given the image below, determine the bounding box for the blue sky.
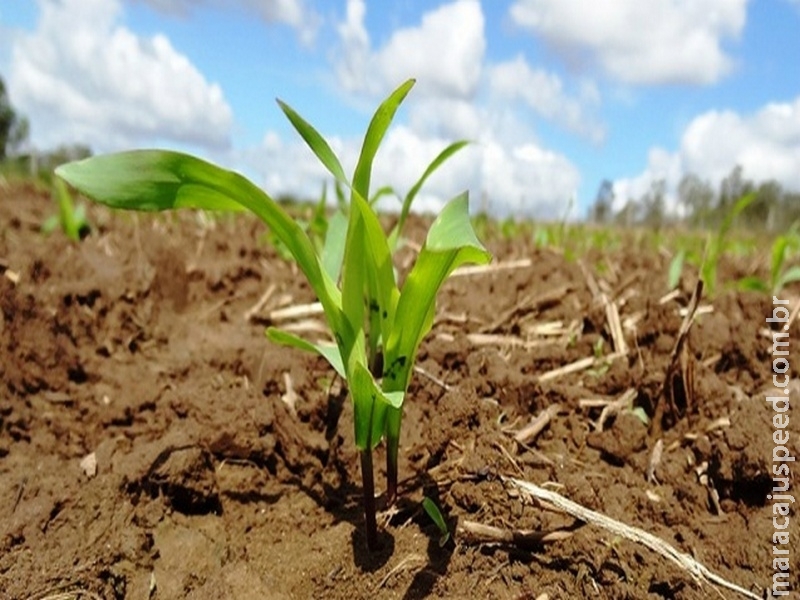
[1,0,799,218]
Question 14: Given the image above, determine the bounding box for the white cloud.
[129,0,320,45]
[488,55,605,143]
[9,0,233,153]
[336,0,485,98]
[324,0,582,217]
[509,0,748,85]
[613,96,800,211]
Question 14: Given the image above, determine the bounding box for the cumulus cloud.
[613,96,800,211]
[9,0,233,153]
[509,0,748,85]
[323,0,585,217]
[129,0,320,45]
[336,0,485,98]
[488,55,605,143]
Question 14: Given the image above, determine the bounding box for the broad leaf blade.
[771,236,789,288]
[775,265,800,293]
[736,276,769,293]
[266,328,345,378]
[56,150,346,337]
[667,249,685,290]
[351,362,403,450]
[321,209,348,282]
[384,192,490,392]
[350,190,399,361]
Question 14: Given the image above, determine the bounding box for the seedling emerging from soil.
[699,192,755,296]
[42,177,90,241]
[737,223,800,295]
[55,79,491,551]
[422,496,450,547]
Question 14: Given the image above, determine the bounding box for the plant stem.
[385,442,398,505]
[360,449,378,551]
[385,407,402,505]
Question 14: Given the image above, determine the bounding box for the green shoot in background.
[737,222,800,295]
[42,177,91,241]
[699,192,755,296]
[55,78,490,551]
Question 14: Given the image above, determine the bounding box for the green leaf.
[775,265,800,294]
[265,327,345,378]
[422,497,450,546]
[54,177,80,241]
[390,140,469,250]
[352,79,415,203]
[340,196,368,351]
[351,361,403,450]
[41,214,59,234]
[667,249,685,290]
[321,209,348,282]
[736,276,769,293]
[369,185,395,207]
[771,236,790,289]
[277,99,349,184]
[56,150,346,338]
[350,190,399,362]
[384,192,490,392]
[629,407,650,426]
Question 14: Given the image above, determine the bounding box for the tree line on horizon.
[589,166,798,232]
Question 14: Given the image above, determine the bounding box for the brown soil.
[1,181,797,600]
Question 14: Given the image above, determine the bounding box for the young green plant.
[422,496,450,547]
[737,223,800,295]
[54,78,490,551]
[42,177,91,241]
[700,192,756,296]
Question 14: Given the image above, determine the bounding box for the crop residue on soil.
[1,182,797,599]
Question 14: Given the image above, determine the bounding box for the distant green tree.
[0,75,29,160]
[678,173,714,228]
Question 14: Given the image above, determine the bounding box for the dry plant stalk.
[243,283,276,321]
[603,293,628,354]
[652,280,702,436]
[646,438,663,484]
[480,284,570,333]
[451,257,532,277]
[505,477,761,600]
[467,332,552,349]
[514,404,560,445]
[537,351,625,383]
[593,388,637,431]
[268,301,324,322]
[457,519,579,550]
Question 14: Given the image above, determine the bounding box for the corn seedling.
[55,79,490,551]
[737,223,800,295]
[699,193,755,296]
[41,177,90,241]
[422,496,450,547]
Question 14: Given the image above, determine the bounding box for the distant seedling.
[42,177,91,241]
[55,79,490,551]
[737,223,800,295]
[699,193,755,296]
